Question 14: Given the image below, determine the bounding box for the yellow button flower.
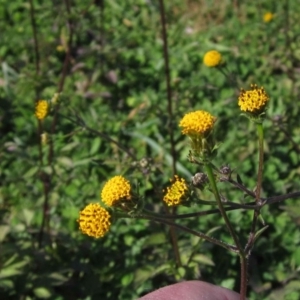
[101,176,132,207]
[78,203,111,238]
[163,175,189,206]
[238,84,269,114]
[203,50,222,67]
[35,100,49,120]
[263,12,274,23]
[179,110,216,136]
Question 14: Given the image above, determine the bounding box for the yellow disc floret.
[163,175,189,206]
[179,110,216,136]
[101,175,132,207]
[35,100,49,120]
[78,203,111,238]
[203,50,222,67]
[263,12,274,23]
[238,84,269,113]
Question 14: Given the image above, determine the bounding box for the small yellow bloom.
[163,175,189,206]
[35,100,49,120]
[101,176,132,207]
[238,84,269,114]
[78,203,111,238]
[263,12,274,23]
[203,50,222,67]
[179,110,216,136]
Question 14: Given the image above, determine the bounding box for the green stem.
[204,163,243,252]
[256,123,264,203]
[245,123,264,253]
[205,163,248,299]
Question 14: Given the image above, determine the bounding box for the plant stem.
[239,254,248,300]
[204,163,243,252]
[255,123,264,203]
[138,214,238,253]
[205,163,248,298]
[28,0,40,75]
[265,191,300,204]
[142,202,259,220]
[245,123,265,255]
[158,0,176,174]
[158,0,181,267]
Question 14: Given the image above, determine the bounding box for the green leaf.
[191,254,215,266]
[90,137,101,156]
[22,208,34,226]
[121,273,134,286]
[144,233,167,246]
[33,287,52,299]
[220,278,235,290]
[0,225,10,242]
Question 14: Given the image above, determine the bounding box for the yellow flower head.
[263,12,274,23]
[101,176,132,207]
[203,50,222,67]
[35,100,49,120]
[78,203,111,238]
[163,175,189,206]
[238,84,269,114]
[179,110,216,136]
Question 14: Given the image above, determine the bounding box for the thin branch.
[39,0,75,247]
[60,112,136,160]
[225,178,256,198]
[29,0,40,75]
[158,0,176,174]
[264,191,300,205]
[140,215,238,253]
[158,0,181,267]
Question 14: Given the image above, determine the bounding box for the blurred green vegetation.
[1,0,300,299]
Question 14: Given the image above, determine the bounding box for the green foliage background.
[1,0,300,299]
